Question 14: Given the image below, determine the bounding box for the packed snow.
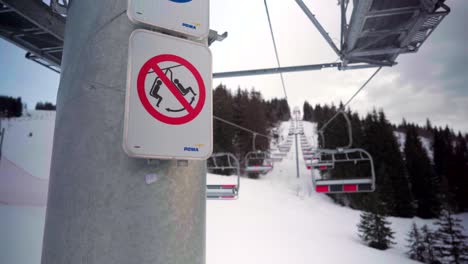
[1,114,467,264]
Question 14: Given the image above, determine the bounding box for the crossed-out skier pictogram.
[137,54,206,125]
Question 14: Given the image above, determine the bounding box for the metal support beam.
[212,61,385,78]
[366,7,419,18]
[295,0,341,58]
[0,0,65,69]
[348,56,395,67]
[344,0,371,52]
[213,62,341,78]
[0,0,65,40]
[25,52,60,73]
[340,0,347,52]
[349,48,410,57]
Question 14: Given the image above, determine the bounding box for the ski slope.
[394,131,434,161]
[207,120,446,264]
[1,116,467,264]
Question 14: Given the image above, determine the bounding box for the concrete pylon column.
[41,1,206,263]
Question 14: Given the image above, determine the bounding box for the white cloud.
[211,0,468,133]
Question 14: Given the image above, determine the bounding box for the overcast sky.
[1,0,467,132]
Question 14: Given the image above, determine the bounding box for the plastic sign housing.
[127,0,209,39]
[124,29,212,159]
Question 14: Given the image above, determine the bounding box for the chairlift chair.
[270,152,284,162]
[271,157,282,162]
[312,111,376,193]
[305,159,313,170]
[277,152,287,158]
[301,144,312,149]
[312,148,375,193]
[244,151,273,174]
[206,153,240,200]
[302,148,312,153]
[279,148,290,154]
[279,146,290,153]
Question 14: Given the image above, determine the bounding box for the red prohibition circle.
[137,54,206,125]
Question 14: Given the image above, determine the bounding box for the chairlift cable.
[318,66,382,133]
[264,0,289,103]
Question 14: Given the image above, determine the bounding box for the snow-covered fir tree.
[421,225,439,264]
[407,222,426,262]
[357,196,395,250]
[433,208,468,264]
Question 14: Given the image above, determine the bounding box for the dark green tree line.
[302,101,468,216]
[212,84,290,166]
[0,96,23,117]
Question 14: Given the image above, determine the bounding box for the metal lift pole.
[294,115,300,179]
[41,1,206,263]
[295,132,300,179]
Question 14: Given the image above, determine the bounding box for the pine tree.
[213,85,236,154]
[404,124,440,218]
[362,110,414,217]
[407,222,426,262]
[452,134,468,211]
[302,101,313,121]
[358,210,374,242]
[434,208,468,264]
[357,195,395,250]
[14,97,22,117]
[421,225,440,264]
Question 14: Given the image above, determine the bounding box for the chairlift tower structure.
[40,1,206,264]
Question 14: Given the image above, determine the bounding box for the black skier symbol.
[148,65,197,112]
[149,79,163,107]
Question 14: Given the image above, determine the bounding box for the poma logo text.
[182,23,197,29]
[184,147,199,152]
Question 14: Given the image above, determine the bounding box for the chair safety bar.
[206,185,238,200]
[245,165,274,172]
[206,153,241,200]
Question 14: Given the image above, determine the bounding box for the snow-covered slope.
[208,120,466,264]
[1,110,55,180]
[0,111,53,207]
[1,116,467,264]
[394,131,434,161]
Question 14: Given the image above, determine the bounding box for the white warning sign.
[124,29,212,159]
